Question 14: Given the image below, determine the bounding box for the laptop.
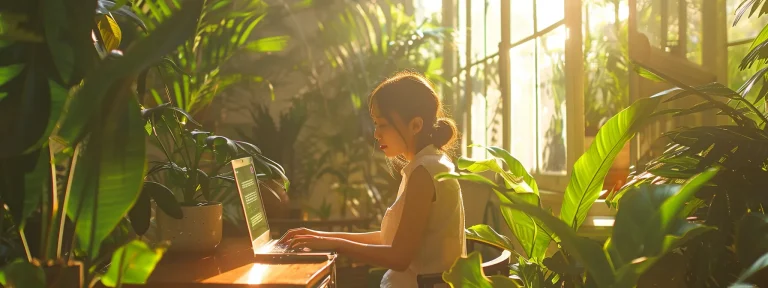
[231,156,334,263]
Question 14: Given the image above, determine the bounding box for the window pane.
[686,0,703,64]
[509,41,537,173]
[537,25,567,174]
[471,0,486,61]
[511,0,534,43]
[536,0,564,31]
[471,90,488,159]
[728,0,768,41]
[485,57,503,149]
[635,0,663,48]
[728,43,754,89]
[458,0,467,68]
[414,0,442,23]
[486,0,501,56]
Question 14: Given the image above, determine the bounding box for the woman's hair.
[368,71,459,154]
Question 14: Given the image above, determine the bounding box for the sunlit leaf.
[66,99,147,257]
[244,36,289,52]
[443,251,521,288]
[0,260,45,288]
[561,97,661,231]
[101,240,168,287]
[96,14,122,52]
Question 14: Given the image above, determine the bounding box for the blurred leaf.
[140,103,201,126]
[730,253,768,287]
[100,240,168,287]
[443,251,521,288]
[244,36,289,52]
[0,64,24,89]
[128,188,151,235]
[736,213,768,270]
[22,148,50,228]
[148,181,182,219]
[66,99,147,257]
[0,260,45,288]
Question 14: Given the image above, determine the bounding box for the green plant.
[132,0,288,117]
[600,5,768,281]
[127,103,288,236]
[0,0,208,286]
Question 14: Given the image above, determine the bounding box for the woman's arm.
[291,166,434,271]
[319,231,381,245]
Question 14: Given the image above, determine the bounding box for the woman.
[280,71,466,287]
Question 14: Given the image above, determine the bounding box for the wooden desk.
[132,238,336,288]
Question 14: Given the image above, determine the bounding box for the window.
[456,0,502,159]
[506,0,576,192]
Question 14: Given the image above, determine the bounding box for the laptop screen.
[232,157,269,242]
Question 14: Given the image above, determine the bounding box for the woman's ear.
[409,117,424,135]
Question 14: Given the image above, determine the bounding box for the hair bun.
[432,118,458,150]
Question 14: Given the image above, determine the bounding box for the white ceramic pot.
[157,202,222,253]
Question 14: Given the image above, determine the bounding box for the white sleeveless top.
[379,145,467,288]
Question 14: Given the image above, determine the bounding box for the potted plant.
[128,103,287,253]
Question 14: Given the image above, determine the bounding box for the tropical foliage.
[0,0,208,286]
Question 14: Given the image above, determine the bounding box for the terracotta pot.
[157,202,222,253]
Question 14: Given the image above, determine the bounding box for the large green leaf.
[22,147,51,229]
[644,168,719,255]
[443,251,521,288]
[466,224,519,254]
[56,0,205,145]
[560,97,661,231]
[66,99,147,257]
[485,146,539,195]
[495,190,552,262]
[503,202,615,288]
[100,240,168,287]
[0,260,45,288]
[457,157,532,193]
[604,169,718,286]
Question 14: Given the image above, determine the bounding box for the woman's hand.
[277,227,320,245]
[289,235,342,251]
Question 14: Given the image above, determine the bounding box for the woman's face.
[371,103,423,159]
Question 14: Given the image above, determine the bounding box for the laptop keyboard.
[269,242,291,253]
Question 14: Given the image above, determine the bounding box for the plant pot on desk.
[157,202,222,253]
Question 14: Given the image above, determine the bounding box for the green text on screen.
[235,163,268,239]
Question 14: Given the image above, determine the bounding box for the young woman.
[279,71,466,288]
